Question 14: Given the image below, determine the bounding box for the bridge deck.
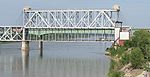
[26,28,115,41]
[0,27,115,41]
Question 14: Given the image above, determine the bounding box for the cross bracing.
[24,9,119,28]
[0,26,23,41]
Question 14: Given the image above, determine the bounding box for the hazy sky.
[0,0,149,28]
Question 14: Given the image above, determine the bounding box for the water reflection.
[0,42,111,77]
[22,55,29,77]
[39,48,43,58]
[0,55,109,77]
[0,55,29,77]
[38,41,43,57]
[0,55,22,77]
[29,57,109,77]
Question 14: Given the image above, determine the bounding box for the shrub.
[130,47,145,69]
[120,53,130,65]
[107,47,117,56]
[116,46,127,56]
[107,46,127,57]
[108,60,124,77]
[108,71,123,77]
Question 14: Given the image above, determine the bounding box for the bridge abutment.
[21,41,29,56]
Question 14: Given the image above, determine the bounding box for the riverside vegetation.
[107,30,150,77]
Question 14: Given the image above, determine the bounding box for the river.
[0,42,111,77]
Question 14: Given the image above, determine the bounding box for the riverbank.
[106,47,150,77]
[107,52,146,77]
[107,30,150,77]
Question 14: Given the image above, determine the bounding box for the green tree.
[132,30,150,51]
[130,47,145,69]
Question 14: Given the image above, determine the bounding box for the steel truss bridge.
[0,7,127,42]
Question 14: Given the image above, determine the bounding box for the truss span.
[0,26,23,41]
[0,8,123,42]
[24,9,119,28]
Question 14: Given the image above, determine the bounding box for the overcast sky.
[0,0,149,28]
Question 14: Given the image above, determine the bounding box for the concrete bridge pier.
[21,41,29,56]
[39,40,43,57]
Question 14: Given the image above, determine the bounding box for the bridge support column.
[115,28,120,45]
[21,41,29,56]
[39,40,43,56]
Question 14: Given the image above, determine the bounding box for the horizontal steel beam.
[24,9,118,12]
[0,26,130,29]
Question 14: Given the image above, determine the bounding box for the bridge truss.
[0,8,122,42]
[0,26,23,41]
[24,9,119,28]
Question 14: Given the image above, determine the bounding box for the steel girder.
[24,9,119,28]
